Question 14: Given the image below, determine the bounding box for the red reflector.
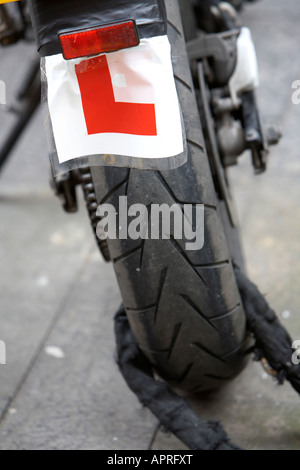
[59,20,139,60]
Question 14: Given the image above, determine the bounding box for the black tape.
[28,0,167,57]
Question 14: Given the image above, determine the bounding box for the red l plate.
[75,55,157,136]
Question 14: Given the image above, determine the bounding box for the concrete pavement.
[0,0,300,450]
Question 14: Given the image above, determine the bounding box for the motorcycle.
[0,0,280,394]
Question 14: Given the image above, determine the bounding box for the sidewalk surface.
[0,0,300,450]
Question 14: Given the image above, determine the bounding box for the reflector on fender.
[59,20,140,60]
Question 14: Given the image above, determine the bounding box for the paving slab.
[0,251,158,450]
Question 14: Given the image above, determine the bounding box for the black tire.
[89,0,248,393]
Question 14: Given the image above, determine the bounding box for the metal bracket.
[210,83,281,173]
[51,170,81,213]
[241,90,281,173]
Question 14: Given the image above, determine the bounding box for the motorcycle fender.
[30,0,187,172]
